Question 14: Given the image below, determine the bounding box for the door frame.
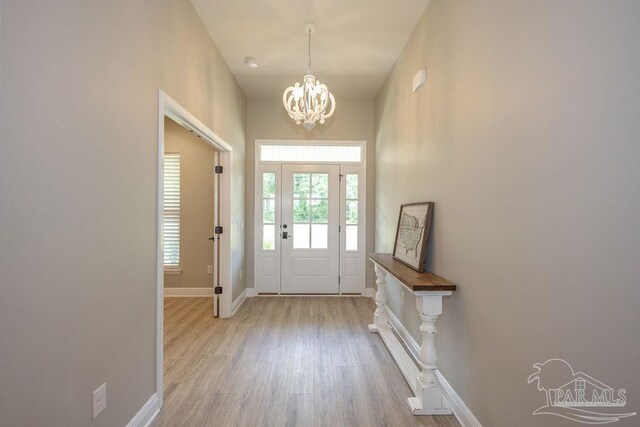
[156,90,233,407]
[254,140,367,295]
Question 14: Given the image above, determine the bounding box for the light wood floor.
[152,297,459,427]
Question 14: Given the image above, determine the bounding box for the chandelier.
[283,23,336,131]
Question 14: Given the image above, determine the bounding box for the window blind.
[163,153,180,268]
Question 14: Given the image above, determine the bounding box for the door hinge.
[339,174,344,182]
[338,276,341,284]
[214,226,223,235]
[214,286,223,295]
[339,225,341,233]
[214,165,223,174]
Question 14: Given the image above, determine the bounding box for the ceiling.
[191,0,430,100]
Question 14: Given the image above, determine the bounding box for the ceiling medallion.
[283,23,336,131]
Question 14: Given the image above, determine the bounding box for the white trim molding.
[232,289,248,315]
[254,140,367,296]
[252,294,370,298]
[157,90,235,409]
[384,306,482,427]
[126,393,160,427]
[163,287,214,297]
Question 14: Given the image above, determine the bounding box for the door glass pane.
[293,224,310,249]
[346,225,358,251]
[263,172,275,198]
[311,174,328,198]
[346,174,358,199]
[311,224,328,249]
[263,224,275,250]
[311,199,328,223]
[293,199,310,222]
[293,174,310,198]
[346,200,358,225]
[263,199,275,223]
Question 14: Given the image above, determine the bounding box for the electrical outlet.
[93,383,106,419]
[207,265,213,274]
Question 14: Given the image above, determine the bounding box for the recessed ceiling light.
[244,57,258,69]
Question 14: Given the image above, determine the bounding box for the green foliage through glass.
[346,200,358,225]
[263,173,275,198]
[311,199,329,223]
[263,199,275,223]
[293,174,310,198]
[293,199,310,223]
[311,174,328,198]
[346,174,358,199]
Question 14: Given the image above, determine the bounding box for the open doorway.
[156,91,233,407]
[162,117,221,310]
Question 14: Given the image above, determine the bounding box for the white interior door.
[281,164,340,294]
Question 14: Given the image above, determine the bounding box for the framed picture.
[392,202,434,272]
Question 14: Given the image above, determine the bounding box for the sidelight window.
[262,172,276,250]
[345,174,359,251]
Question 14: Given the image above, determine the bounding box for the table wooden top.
[368,253,456,292]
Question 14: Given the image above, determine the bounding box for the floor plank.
[152,297,459,427]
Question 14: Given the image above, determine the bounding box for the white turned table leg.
[368,263,389,332]
[407,295,452,415]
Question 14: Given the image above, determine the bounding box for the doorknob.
[282,231,291,239]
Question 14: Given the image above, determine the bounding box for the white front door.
[280,164,340,294]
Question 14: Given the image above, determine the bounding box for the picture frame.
[392,202,434,272]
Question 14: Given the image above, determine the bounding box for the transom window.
[260,144,361,163]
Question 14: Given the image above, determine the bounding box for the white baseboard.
[231,289,247,316]
[164,287,213,297]
[126,392,160,427]
[248,287,373,297]
[384,307,481,427]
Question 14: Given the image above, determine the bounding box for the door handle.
[208,236,216,241]
[282,231,291,239]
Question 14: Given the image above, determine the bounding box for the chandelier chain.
[307,30,312,71]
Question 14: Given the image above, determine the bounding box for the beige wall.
[245,98,376,291]
[375,1,640,425]
[0,1,246,425]
[164,117,216,289]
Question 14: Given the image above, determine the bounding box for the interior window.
[163,153,181,268]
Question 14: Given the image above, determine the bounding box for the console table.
[368,253,456,415]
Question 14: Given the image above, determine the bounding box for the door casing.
[157,90,234,407]
[254,140,367,296]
